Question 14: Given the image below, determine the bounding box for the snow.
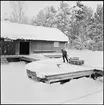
[1,21,68,42]
[64,91,103,104]
[23,54,49,60]
[25,50,103,77]
[26,59,96,77]
[1,50,103,104]
[66,49,103,69]
[1,62,103,104]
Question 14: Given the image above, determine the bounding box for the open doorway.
[20,42,29,55]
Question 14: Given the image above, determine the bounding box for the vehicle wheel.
[86,75,90,78]
[91,73,98,80]
[60,79,70,84]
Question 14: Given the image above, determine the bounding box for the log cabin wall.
[30,40,66,53]
[0,39,16,55]
[1,39,67,55]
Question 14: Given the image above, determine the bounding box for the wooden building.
[1,21,68,55]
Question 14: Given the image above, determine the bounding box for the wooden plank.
[26,67,103,84]
[44,55,62,58]
[26,69,94,83]
[20,56,40,62]
[45,70,94,82]
[0,55,22,59]
[33,50,56,53]
[0,54,43,62]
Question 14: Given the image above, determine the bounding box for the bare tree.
[10,1,27,23]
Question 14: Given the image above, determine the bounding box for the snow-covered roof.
[1,21,68,42]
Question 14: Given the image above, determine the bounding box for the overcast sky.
[1,1,103,19]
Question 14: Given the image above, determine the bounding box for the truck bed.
[26,61,103,84]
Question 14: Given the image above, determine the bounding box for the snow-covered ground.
[66,49,103,69]
[1,50,103,104]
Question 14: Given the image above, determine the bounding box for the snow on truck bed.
[25,58,103,78]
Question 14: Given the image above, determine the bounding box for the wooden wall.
[30,40,53,52]
[15,41,19,55]
[30,40,66,53]
[55,42,66,52]
[3,40,67,55]
[15,40,30,55]
[0,39,16,55]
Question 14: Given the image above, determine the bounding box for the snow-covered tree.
[9,1,27,23]
[32,6,57,27]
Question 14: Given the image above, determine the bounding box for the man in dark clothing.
[61,49,69,63]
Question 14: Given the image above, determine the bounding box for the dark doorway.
[20,42,29,55]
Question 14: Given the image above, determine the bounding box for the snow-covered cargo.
[25,59,103,84]
[68,57,84,65]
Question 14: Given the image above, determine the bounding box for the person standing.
[61,49,69,63]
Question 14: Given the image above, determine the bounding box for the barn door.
[20,42,29,55]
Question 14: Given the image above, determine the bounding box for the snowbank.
[1,63,103,104]
[1,50,103,104]
[66,49,103,69]
[1,21,68,42]
[26,59,98,78]
[25,50,103,78]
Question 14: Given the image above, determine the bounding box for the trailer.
[25,59,103,84]
[26,69,103,84]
